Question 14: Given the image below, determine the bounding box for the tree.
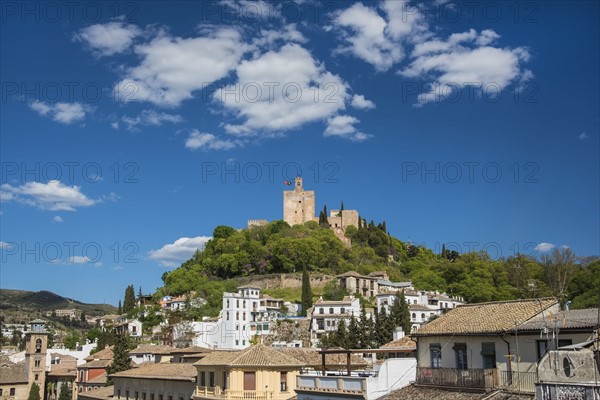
[300,267,313,317]
[347,315,360,349]
[138,287,143,302]
[333,319,348,348]
[106,333,131,385]
[58,383,71,400]
[123,285,136,314]
[213,225,235,239]
[63,331,80,350]
[390,291,411,335]
[117,300,122,315]
[541,247,578,305]
[358,307,373,349]
[322,280,347,301]
[27,382,41,400]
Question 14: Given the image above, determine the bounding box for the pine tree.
[347,315,360,349]
[106,333,131,385]
[358,307,373,349]
[123,285,135,314]
[441,243,447,259]
[58,383,71,400]
[137,287,143,302]
[390,291,411,336]
[333,319,348,348]
[27,383,41,400]
[300,267,313,317]
[117,300,122,315]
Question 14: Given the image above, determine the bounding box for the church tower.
[24,319,48,399]
[283,177,316,226]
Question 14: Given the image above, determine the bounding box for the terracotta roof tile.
[194,345,304,368]
[110,363,196,381]
[512,308,598,332]
[77,385,114,400]
[278,348,368,369]
[380,336,417,351]
[170,346,213,354]
[0,361,27,384]
[412,298,557,336]
[129,344,174,355]
[85,347,114,361]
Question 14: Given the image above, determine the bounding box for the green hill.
[0,289,117,317]
[157,220,599,317]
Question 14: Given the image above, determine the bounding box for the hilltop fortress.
[248,177,359,246]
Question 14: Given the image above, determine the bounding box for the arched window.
[421,313,426,320]
[412,313,416,319]
[35,339,42,353]
[10,388,16,396]
[35,374,39,380]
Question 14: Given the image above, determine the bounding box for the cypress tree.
[301,267,313,317]
[117,300,122,315]
[58,383,71,400]
[390,291,411,336]
[441,243,447,259]
[347,315,360,349]
[27,382,41,400]
[123,285,135,313]
[358,307,373,349]
[334,319,348,348]
[106,333,131,385]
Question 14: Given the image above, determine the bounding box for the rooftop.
[85,346,114,361]
[129,344,175,355]
[412,298,557,336]
[170,345,213,354]
[511,308,599,332]
[379,336,417,351]
[194,344,304,368]
[279,348,368,369]
[0,360,27,384]
[110,363,196,381]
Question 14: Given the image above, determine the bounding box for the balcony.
[499,371,537,393]
[416,367,498,389]
[195,386,275,399]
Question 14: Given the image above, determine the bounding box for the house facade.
[412,300,597,394]
[110,364,197,400]
[308,296,361,346]
[193,345,303,400]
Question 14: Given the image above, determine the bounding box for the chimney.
[393,327,405,341]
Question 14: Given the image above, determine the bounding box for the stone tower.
[283,177,316,226]
[25,319,48,398]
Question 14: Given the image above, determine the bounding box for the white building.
[174,285,283,350]
[308,296,361,347]
[113,318,143,338]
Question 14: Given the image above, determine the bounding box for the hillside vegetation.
[158,220,599,316]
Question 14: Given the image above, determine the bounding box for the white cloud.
[401,29,532,106]
[535,242,555,252]
[111,122,120,130]
[324,115,372,142]
[74,20,141,56]
[220,0,283,20]
[122,109,184,130]
[68,256,92,264]
[0,180,97,211]
[149,236,212,267]
[185,130,242,151]
[578,132,589,140]
[114,27,249,107]
[351,94,376,110]
[215,43,350,136]
[52,216,63,223]
[29,101,91,124]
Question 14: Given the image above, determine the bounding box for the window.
[142,393,146,400]
[236,300,239,308]
[126,391,129,399]
[319,308,324,314]
[280,371,288,391]
[117,390,121,399]
[150,395,154,400]
[223,371,228,390]
[200,371,206,387]
[10,388,16,396]
[226,312,229,320]
[209,372,215,387]
[329,308,334,314]
[159,396,163,400]
[411,313,416,319]
[0,389,3,396]
[35,338,42,353]
[35,374,39,380]
[243,372,256,391]
[135,391,139,400]
[35,360,40,367]
[317,319,324,330]
[454,343,468,370]
[481,342,496,369]
[227,299,230,308]
[236,340,239,346]
[340,307,345,314]
[430,344,442,368]
[537,339,573,359]
[236,312,239,320]
[421,313,425,320]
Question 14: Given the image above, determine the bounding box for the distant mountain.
[0,289,117,317]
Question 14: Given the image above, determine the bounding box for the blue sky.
[1,0,598,305]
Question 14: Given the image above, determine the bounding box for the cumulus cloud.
[149,236,212,267]
[401,29,532,106]
[114,27,249,107]
[0,180,97,211]
[215,43,350,136]
[535,242,555,252]
[52,216,63,223]
[185,130,242,151]
[578,132,589,140]
[74,20,141,56]
[68,256,92,264]
[351,94,376,110]
[122,109,184,130]
[324,115,372,142]
[29,101,92,124]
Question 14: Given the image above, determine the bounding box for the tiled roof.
[110,363,196,381]
[77,385,114,400]
[380,336,417,351]
[50,353,77,361]
[79,359,112,369]
[382,385,483,400]
[412,298,557,336]
[512,308,599,332]
[278,348,368,369]
[129,344,174,355]
[47,367,77,377]
[194,345,304,368]
[336,271,364,278]
[410,304,433,311]
[170,345,213,354]
[314,297,356,305]
[87,372,107,384]
[0,361,27,384]
[85,347,114,361]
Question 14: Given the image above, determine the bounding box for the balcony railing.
[499,371,537,393]
[416,367,498,389]
[195,386,274,399]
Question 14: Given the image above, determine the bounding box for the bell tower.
[25,319,48,398]
[283,176,316,226]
